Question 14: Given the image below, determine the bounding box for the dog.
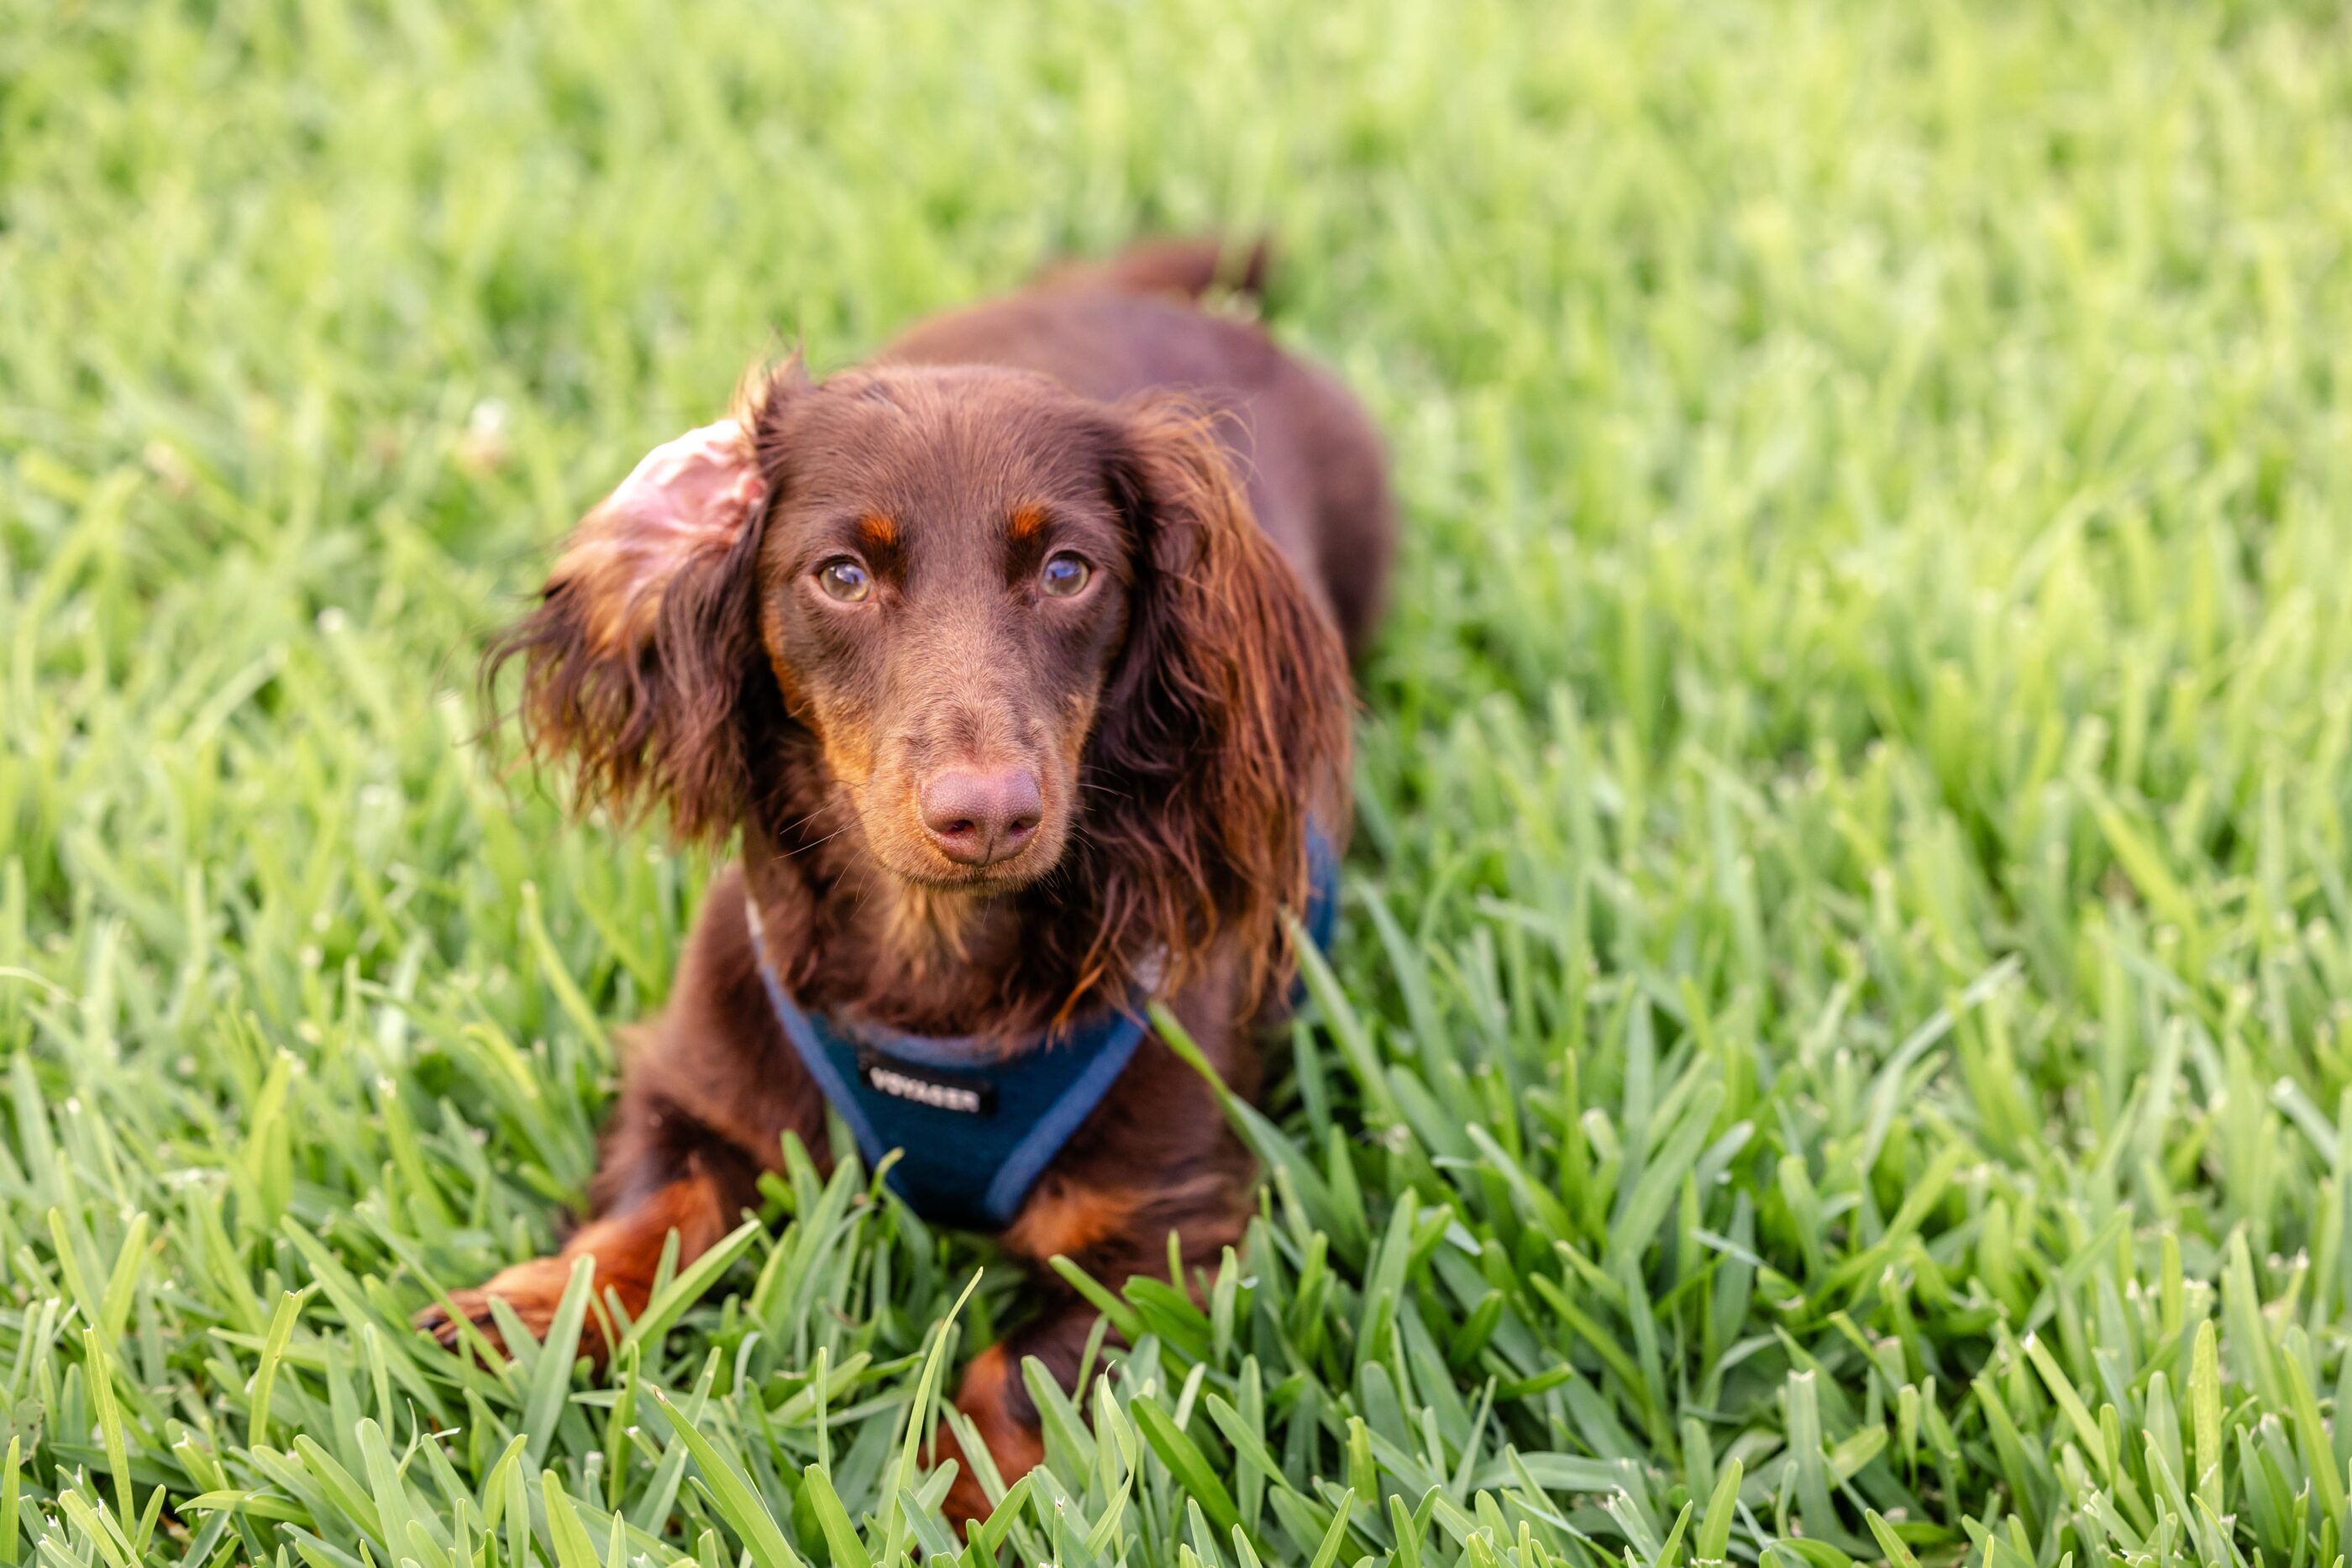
[418,237,1394,1524]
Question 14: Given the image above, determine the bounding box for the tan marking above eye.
[855,513,899,551]
[1007,504,1049,542]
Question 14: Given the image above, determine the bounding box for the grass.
[5,0,2352,1562]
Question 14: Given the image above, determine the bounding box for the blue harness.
[746,829,1338,1231]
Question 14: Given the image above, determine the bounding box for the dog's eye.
[1040,553,1091,598]
[817,559,872,602]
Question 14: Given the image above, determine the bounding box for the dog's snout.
[919,768,1044,867]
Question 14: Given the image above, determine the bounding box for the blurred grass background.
[7,0,2352,1564]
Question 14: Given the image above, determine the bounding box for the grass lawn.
[8,0,2352,1562]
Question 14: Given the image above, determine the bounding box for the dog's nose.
[920,768,1043,866]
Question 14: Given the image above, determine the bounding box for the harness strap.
[743,897,1151,1231]
[743,824,1338,1231]
[975,1012,1148,1225]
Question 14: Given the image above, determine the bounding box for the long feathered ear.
[1087,395,1352,1003]
[485,367,801,842]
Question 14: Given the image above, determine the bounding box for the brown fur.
[423,239,1394,1523]
[486,413,774,845]
[1002,1179,1142,1262]
[428,1166,732,1351]
[936,1345,1047,1527]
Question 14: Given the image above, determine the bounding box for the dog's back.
[878,239,1394,658]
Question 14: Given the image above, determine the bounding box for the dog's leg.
[416,1094,767,1360]
[417,874,822,1361]
[936,1172,1247,1527]
[932,1302,1091,1526]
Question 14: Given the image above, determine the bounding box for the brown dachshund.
[420,238,1394,1525]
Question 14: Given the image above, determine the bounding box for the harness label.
[856,1048,995,1117]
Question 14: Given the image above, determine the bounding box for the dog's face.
[492,356,1347,997]
[753,369,1133,890]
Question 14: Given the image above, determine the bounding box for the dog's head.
[490,359,1348,998]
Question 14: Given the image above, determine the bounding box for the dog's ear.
[487,370,800,842]
[1089,395,1352,1000]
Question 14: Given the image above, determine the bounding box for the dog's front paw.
[413,1256,575,1357]
[933,1345,1048,1533]
[931,1420,996,1535]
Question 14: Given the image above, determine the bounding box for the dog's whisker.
[781,822,855,859]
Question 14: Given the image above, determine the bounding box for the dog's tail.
[1039,235,1272,303]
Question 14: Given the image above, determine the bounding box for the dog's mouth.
[899,842,1055,891]
[871,827,1069,895]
